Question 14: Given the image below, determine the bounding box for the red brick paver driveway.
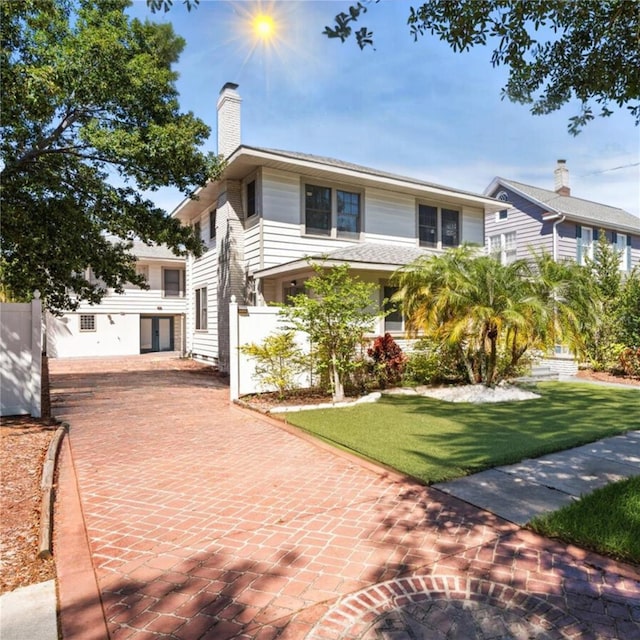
[51,356,640,639]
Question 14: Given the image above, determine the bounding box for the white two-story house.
[47,242,186,358]
[172,83,504,372]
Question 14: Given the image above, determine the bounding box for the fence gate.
[0,297,42,417]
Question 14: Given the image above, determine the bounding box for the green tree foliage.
[394,246,593,386]
[1,0,223,311]
[282,263,380,402]
[584,230,624,370]
[240,331,308,400]
[617,267,640,347]
[325,1,640,134]
[147,0,199,12]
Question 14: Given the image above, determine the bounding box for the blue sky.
[128,0,640,217]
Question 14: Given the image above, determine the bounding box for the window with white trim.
[616,233,629,271]
[418,204,460,248]
[79,314,96,332]
[304,183,361,238]
[488,232,517,265]
[576,225,593,266]
[163,268,184,297]
[247,180,256,217]
[195,287,207,330]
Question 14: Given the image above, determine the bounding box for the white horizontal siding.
[261,168,300,224]
[187,249,218,362]
[365,189,415,239]
[258,220,355,271]
[244,223,262,272]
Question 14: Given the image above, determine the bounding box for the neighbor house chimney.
[217,82,241,158]
[554,159,570,196]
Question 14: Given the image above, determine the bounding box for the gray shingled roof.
[314,243,430,266]
[501,179,640,232]
[129,242,184,261]
[247,146,495,201]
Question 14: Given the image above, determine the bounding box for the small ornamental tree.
[240,331,307,400]
[367,333,406,388]
[283,263,380,402]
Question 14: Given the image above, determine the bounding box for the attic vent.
[497,191,509,202]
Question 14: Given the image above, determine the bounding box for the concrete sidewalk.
[435,431,640,525]
[0,581,57,640]
[21,356,639,639]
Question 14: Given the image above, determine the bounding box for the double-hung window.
[304,184,361,238]
[163,268,184,298]
[418,204,460,249]
[615,232,630,271]
[246,180,256,217]
[576,225,593,265]
[195,287,207,330]
[488,232,517,265]
[383,285,404,333]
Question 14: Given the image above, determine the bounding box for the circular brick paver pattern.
[306,575,579,640]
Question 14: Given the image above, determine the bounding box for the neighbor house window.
[576,225,593,265]
[418,204,460,249]
[304,183,361,238]
[247,180,256,217]
[497,209,509,221]
[209,209,216,239]
[163,268,184,297]
[488,232,517,265]
[195,287,207,330]
[193,220,201,240]
[615,232,630,271]
[80,314,96,332]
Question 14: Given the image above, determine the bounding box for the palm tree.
[394,247,593,386]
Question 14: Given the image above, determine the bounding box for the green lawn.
[283,382,640,484]
[530,476,640,564]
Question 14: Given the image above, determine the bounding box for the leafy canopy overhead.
[1,0,222,311]
[324,0,640,135]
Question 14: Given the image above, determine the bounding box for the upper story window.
[163,268,184,298]
[304,183,361,238]
[615,232,631,271]
[209,209,216,239]
[195,286,207,330]
[497,209,509,221]
[246,180,256,217]
[193,220,201,240]
[576,225,593,266]
[418,204,460,249]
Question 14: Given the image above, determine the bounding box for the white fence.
[1,297,42,417]
[229,301,312,400]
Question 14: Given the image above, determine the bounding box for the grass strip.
[529,476,640,564]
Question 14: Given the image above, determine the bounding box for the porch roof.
[253,243,431,279]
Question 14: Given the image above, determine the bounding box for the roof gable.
[493,178,640,232]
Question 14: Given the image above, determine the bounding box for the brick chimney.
[217,82,241,158]
[554,159,570,196]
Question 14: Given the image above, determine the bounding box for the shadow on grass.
[286,383,640,484]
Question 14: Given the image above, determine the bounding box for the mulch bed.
[0,417,57,594]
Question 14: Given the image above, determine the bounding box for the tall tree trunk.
[331,352,344,402]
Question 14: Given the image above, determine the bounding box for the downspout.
[550,214,566,262]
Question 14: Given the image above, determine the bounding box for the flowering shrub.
[617,347,640,379]
[367,333,406,388]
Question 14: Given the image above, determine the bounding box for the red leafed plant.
[367,333,407,388]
